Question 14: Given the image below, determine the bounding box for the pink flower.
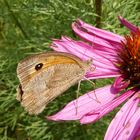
[47,17,140,140]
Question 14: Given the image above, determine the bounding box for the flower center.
[118,29,140,87]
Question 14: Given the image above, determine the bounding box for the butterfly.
[16,52,91,115]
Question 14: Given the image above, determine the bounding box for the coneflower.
[47,17,140,140]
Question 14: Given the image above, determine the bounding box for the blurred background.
[0,0,140,139]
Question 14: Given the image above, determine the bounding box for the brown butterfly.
[16,52,91,115]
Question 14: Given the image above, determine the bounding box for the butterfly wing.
[16,52,89,114]
[17,63,84,114]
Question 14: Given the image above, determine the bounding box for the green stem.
[3,0,28,38]
[95,0,102,28]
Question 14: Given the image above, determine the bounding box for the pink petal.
[117,108,140,140]
[62,36,119,58]
[86,73,120,80]
[51,38,120,79]
[55,36,119,57]
[72,19,124,44]
[118,16,138,33]
[72,25,121,50]
[112,76,130,92]
[47,85,118,121]
[104,92,140,140]
[80,88,135,124]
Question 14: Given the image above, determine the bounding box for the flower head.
[47,16,140,140]
[118,30,140,88]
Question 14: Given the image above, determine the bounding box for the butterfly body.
[16,52,91,115]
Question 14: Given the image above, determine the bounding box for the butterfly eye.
[35,63,43,71]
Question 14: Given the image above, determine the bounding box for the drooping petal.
[104,92,140,140]
[112,76,130,92]
[72,19,124,44]
[118,16,138,33]
[61,36,119,58]
[80,88,135,124]
[47,85,118,121]
[51,37,120,79]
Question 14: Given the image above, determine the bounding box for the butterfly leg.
[75,80,82,115]
[84,77,101,104]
